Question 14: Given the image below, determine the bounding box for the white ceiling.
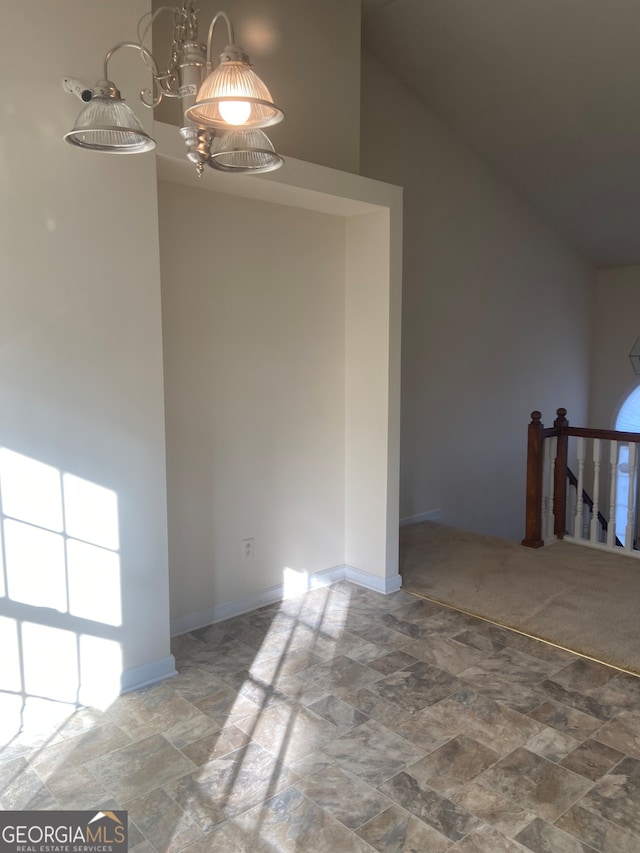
[362,0,640,267]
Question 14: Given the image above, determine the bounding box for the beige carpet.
[400,521,640,675]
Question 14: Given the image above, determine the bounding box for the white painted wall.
[360,51,595,541]
[590,265,640,428]
[155,135,402,624]
[0,0,172,700]
[345,210,402,585]
[159,181,347,620]
[152,0,361,174]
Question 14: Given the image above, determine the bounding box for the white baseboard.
[120,655,177,694]
[344,565,403,594]
[170,564,402,636]
[399,509,441,527]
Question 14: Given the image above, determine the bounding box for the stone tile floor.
[2,581,640,851]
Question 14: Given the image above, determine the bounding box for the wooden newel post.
[553,407,568,540]
[522,411,544,548]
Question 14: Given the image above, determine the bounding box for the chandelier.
[63,2,284,176]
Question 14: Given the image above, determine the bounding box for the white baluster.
[625,442,637,550]
[590,439,601,543]
[607,440,618,547]
[575,437,584,540]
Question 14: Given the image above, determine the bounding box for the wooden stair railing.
[522,408,640,550]
[522,409,563,548]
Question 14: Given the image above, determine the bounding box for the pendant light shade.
[185,60,284,130]
[210,128,283,173]
[64,81,156,154]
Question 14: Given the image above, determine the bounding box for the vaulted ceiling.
[362,0,640,267]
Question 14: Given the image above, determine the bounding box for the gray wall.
[159,181,347,620]
[360,51,595,541]
[158,163,403,626]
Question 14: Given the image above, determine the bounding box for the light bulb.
[219,99,252,125]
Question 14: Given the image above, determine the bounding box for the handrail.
[565,426,640,443]
[522,408,640,548]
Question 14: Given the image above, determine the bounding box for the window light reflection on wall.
[0,448,123,708]
[0,449,122,627]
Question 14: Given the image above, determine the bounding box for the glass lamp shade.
[209,129,283,173]
[185,60,284,130]
[64,94,156,154]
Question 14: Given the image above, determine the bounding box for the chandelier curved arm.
[103,41,164,108]
[205,11,239,64]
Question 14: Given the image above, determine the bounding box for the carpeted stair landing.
[400,521,640,676]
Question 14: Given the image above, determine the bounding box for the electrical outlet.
[241,537,254,559]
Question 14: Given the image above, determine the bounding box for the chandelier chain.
[165,1,199,93]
